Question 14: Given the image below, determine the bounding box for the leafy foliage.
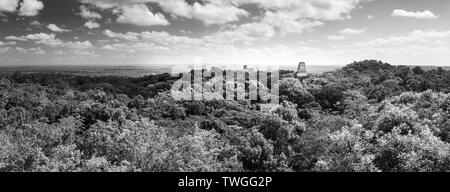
[2,60,450,172]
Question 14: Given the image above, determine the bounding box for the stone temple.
[296,62,307,77]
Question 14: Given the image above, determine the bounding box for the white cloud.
[6,33,93,49]
[79,5,102,19]
[152,0,248,24]
[328,35,345,41]
[232,0,368,20]
[72,50,98,56]
[18,0,44,16]
[30,47,45,54]
[339,28,367,35]
[203,22,276,44]
[98,27,320,66]
[47,24,71,33]
[409,30,450,39]
[103,29,203,47]
[139,31,203,46]
[100,29,219,57]
[81,0,247,25]
[103,29,139,41]
[80,0,121,9]
[261,11,324,35]
[101,42,170,53]
[80,0,369,26]
[115,4,169,26]
[30,20,41,25]
[189,2,248,25]
[5,35,27,41]
[391,9,439,19]
[85,20,100,29]
[0,0,19,13]
[344,30,450,48]
[53,49,98,57]
[0,41,16,46]
[15,47,26,52]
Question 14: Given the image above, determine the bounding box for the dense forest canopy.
[2,60,450,172]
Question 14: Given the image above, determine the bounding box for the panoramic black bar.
[0,0,449,190]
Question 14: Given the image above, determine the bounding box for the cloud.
[30,20,41,26]
[189,2,248,25]
[328,35,345,41]
[153,0,248,24]
[98,27,317,66]
[232,0,368,20]
[6,33,93,49]
[0,40,16,46]
[101,29,214,57]
[7,33,57,43]
[139,31,204,46]
[329,30,450,66]
[79,0,121,9]
[79,5,102,19]
[80,0,249,25]
[101,42,170,53]
[115,4,169,26]
[334,30,450,50]
[339,28,367,35]
[5,35,26,41]
[262,11,324,35]
[16,47,49,55]
[25,47,45,54]
[103,29,203,46]
[391,9,439,19]
[33,48,46,55]
[85,20,100,29]
[0,0,44,17]
[327,28,367,42]
[47,24,71,33]
[203,22,276,44]
[409,30,450,39]
[80,0,367,19]
[80,0,370,26]
[0,0,19,13]
[103,29,139,41]
[53,49,98,57]
[18,0,44,16]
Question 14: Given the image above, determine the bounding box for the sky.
[0,0,450,67]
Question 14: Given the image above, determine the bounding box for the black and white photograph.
[1,0,450,185]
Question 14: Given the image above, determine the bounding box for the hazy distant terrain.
[0,65,343,77]
[0,65,172,77]
[1,65,447,77]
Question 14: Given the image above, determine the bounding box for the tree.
[316,83,346,110]
[279,78,315,107]
[315,124,379,172]
[412,66,425,75]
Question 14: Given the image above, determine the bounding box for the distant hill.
[343,59,450,72]
[277,65,343,74]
